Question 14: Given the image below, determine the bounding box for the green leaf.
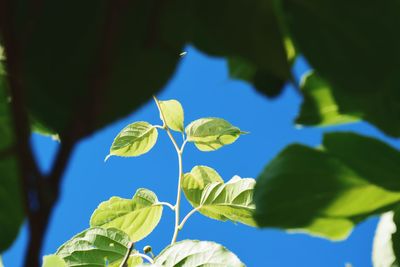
[90,188,162,242]
[56,227,141,266]
[11,1,183,135]
[188,0,291,95]
[228,57,285,99]
[158,99,184,132]
[106,122,158,160]
[0,64,24,252]
[373,211,400,267]
[254,132,400,240]
[183,166,256,226]
[296,71,359,127]
[283,0,400,136]
[185,118,245,151]
[42,255,67,267]
[31,116,60,141]
[0,255,4,267]
[153,240,244,267]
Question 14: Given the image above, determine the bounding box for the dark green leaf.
[296,71,359,127]
[12,1,183,135]
[254,132,400,240]
[188,0,290,98]
[283,0,400,136]
[0,64,24,252]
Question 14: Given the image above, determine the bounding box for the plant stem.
[171,149,183,244]
[153,96,185,245]
[178,207,200,230]
[154,201,175,211]
[119,242,134,267]
[131,253,154,264]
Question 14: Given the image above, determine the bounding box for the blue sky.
[4,47,400,266]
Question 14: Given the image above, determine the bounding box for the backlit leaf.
[185,118,245,151]
[106,122,158,160]
[90,188,162,242]
[42,255,67,267]
[254,132,400,240]
[158,99,184,132]
[183,166,256,226]
[296,71,359,127]
[56,227,141,267]
[153,240,244,267]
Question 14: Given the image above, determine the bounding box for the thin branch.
[178,207,200,230]
[154,201,175,211]
[131,253,154,264]
[119,242,134,267]
[152,96,185,245]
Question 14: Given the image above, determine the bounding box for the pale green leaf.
[254,132,400,240]
[373,212,399,267]
[106,122,158,160]
[296,71,359,127]
[56,227,138,267]
[42,255,67,267]
[158,99,184,132]
[183,166,256,226]
[153,240,244,267]
[0,255,3,267]
[90,188,162,242]
[185,118,245,151]
[182,166,223,205]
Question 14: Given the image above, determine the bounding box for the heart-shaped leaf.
[185,118,246,151]
[183,166,256,226]
[90,188,162,242]
[106,121,158,160]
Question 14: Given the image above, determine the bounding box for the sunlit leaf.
[56,227,138,267]
[158,99,184,132]
[183,166,256,226]
[254,132,400,240]
[106,122,158,160]
[42,255,67,267]
[90,188,162,242]
[153,240,244,267]
[185,118,245,151]
[296,71,359,127]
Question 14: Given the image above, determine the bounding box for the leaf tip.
[104,154,112,162]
